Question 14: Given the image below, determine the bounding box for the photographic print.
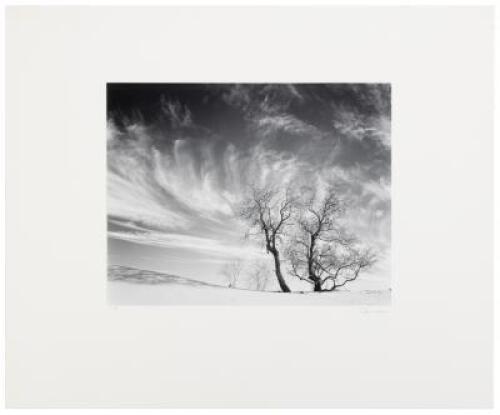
[107,83,391,305]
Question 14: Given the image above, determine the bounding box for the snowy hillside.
[108,265,391,306]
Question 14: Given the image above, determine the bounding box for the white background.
[4,4,494,409]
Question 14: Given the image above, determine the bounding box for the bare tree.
[287,187,376,291]
[247,260,271,291]
[239,185,296,292]
[221,259,243,289]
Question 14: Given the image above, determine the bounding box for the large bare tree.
[239,186,296,292]
[287,188,376,291]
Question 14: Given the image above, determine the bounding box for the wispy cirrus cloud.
[255,114,324,139]
[160,95,193,128]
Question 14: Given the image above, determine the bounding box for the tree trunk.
[271,250,291,292]
[308,234,322,292]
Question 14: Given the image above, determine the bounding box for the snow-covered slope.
[108,265,391,306]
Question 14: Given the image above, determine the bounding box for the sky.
[107,84,391,291]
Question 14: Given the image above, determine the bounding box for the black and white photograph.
[6,4,495,409]
[107,83,391,305]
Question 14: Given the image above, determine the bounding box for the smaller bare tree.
[247,260,271,291]
[287,187,376,291]
[221,259,243,289]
